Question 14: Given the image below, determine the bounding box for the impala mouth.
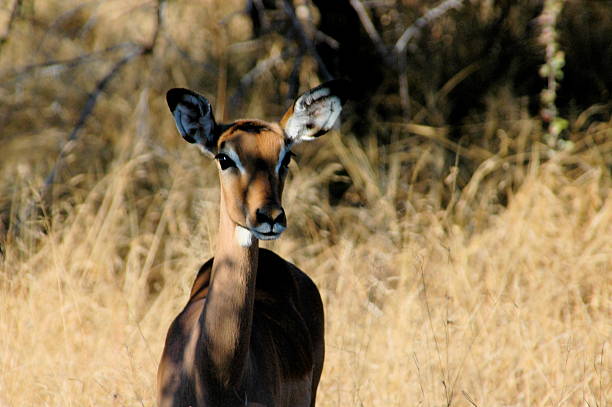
[235,225,283,246]
[249,222,286,240]
[251,230,282,240]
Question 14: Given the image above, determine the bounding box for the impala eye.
[215,153,237,170]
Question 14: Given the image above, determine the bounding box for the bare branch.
[35,0,103,55]
[282,0,332,81]
[247,0,270,36]
[12,46,144,238]
[163,32,215,69]
[362,0,395,6]
[348,0,391,63]
[144,0,166,54]
[286,53,303,104]
[229,50,288,110]
[343,0,465,119]
[4,42,138,81]
[398,52,411,120]
[40,0,164,190]
[15,0,166,237]
[394,0,464,55]
[0,0,22,52]
[314,30,339,50]
[43,49,143,186]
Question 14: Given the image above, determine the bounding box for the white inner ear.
[285,95,342,143]
[319,97,342,133]
[298,87,331,108]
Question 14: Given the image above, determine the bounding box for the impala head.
[167,80,349,245]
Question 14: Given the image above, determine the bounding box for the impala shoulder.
[257,249,306,288]
[257,249,322,308]
[188,258,214,302]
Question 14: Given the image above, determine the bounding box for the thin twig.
[362,0,395,6]
[282,0,332,81]
[398,52,411,120]
[163,32,215,70]
[386,121,492,160]
[144,0,165,54]
[40,0,164,192]
[229,50,288,110]
[3,42,138,81]
[15,1,165,236]
[0,0,22,52]
[344,0,465,120]
[393,0,465,120]
[462,390,478,407]
[14,47,144,236]
[418,260,448,402]
[35,0,102,55]
[41,49,143,191]
[394,0,464,55]
[286,53,303,104]
[314,30,339,50]
[347,0,392,64]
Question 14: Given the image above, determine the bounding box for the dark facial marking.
[232,122,272,134]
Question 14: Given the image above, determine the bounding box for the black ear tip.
[166,88,212,114]
[166,88,184,111]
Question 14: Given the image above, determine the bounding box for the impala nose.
[256,206,286,229]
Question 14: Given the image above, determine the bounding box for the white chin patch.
[235,225,254,247]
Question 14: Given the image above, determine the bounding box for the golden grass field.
[0,0,610,406]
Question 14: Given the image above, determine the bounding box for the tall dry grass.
[1,129,610,406]
[1,0,610,406]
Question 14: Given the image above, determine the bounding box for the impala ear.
[280,79,350,144]
[166,88,218,156]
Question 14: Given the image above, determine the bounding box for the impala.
[157,80,348,407]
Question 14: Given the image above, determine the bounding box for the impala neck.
[202,193,259,387]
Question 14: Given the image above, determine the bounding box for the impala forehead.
[218,121,286,166]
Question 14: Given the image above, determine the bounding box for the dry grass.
[1,1,610,406]
[1,131,609,406]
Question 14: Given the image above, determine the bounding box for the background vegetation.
[0,0,610,406]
